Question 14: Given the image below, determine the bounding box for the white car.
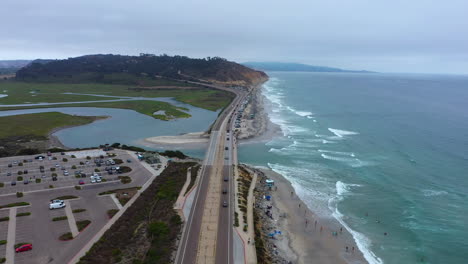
[49,202,65,210]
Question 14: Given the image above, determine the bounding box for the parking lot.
[0,149,162,264]
[0,149,141,195]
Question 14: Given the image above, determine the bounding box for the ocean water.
[238,72,468,264]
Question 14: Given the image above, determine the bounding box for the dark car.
[15,243,32,253]
[8,164,12,168]
[224,177,229,182]
[222,189,228,194]
[23,180,29,184]
[11,181,16,186]
[7,172,11,176]
[52,176,57,181]
[222,201,228,207]
[127,159,132,163]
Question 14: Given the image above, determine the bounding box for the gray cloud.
[1,0,468,74]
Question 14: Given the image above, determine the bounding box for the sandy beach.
[252,167,367,264]
[141,84,282,149]
[142,132,210,149]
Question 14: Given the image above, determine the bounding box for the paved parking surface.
[0,150,140,195]
[0,149,156,264]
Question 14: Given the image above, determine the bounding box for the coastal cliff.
[15,54,267,88]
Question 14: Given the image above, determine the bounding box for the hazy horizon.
[2,0,468,74]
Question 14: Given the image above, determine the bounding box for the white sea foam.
[318,149,356,157]
[295,111,313,117]
[329,182,383,264]
[328,128,359,138]
[307,116,313,119]
[421,189,448,197]
[321,154,372,167]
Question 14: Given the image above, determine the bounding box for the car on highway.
[224,177,229,182]
[225,147,229,150]
[49,201,65,210]
[223,201,228,207]
[35,155,45,160]
[15,244,33,253]
[78,180,85,185]
[222,188,227,194]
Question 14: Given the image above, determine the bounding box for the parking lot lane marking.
[65,201,79,237]
[110,194,123,210]
[5,207,16,264]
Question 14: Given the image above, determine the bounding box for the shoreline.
[250,165,367,264]
[47,115,110,150]
[141,82,283,149]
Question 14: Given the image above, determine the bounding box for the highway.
[175,85,247,264]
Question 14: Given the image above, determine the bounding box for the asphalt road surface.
[175,85,247,264]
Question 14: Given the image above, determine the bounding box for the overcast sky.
[2,0,468,74]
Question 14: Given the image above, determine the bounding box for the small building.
[265,179,275,187]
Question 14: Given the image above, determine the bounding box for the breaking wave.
[328,128,359,138]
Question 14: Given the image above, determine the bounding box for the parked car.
[50,199,64,204]
[49,202,65,210]
[52,176,57,181]
[11,181,16,186]
[15,244,33,253]
[7,172,11,176]
[23,180,29,184]
[8,164,12,167]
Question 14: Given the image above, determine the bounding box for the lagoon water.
[238,72,468,264]
[0,98,218,154]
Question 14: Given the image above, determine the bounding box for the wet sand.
[254,168,367,264]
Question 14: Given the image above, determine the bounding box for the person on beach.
[305,219,308,227]
[320,226,323,232]
[346,246,349,252]
[315,220,317,229]
[340,227,343,233]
